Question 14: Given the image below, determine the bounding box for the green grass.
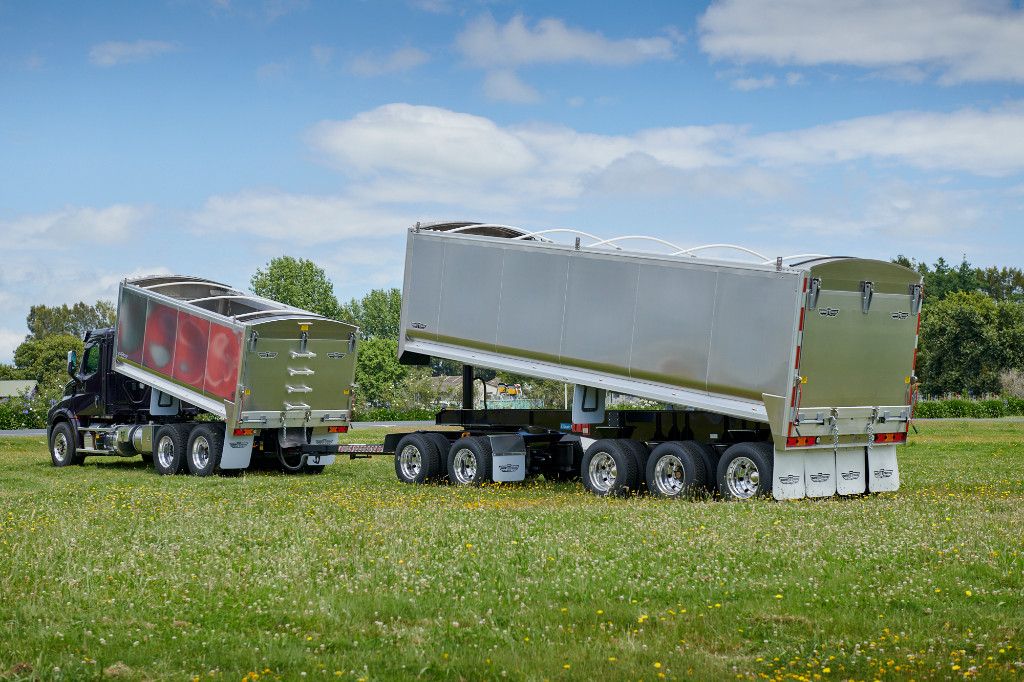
[1,422,1022,681]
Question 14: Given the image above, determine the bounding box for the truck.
[379,222,923,501]
[47,275,359,476]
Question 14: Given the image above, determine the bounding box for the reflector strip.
[328,425,349,433]
[571,423,591,435]
[233,428,255,437]
[873,432,907,444]
[786,436,818,447]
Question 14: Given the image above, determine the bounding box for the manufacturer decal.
[326,352,347,359]
[498,463,521,473]
[313,438,332,445]
[873,468,894,479]
[891,311,910,320]
[778,474,800,485]
[809,472,831,483]
[116,351,127,359]
[840,471,861,480]
[411,322,427,329]
[229,441,247,449]
[819,307,840,317]
[257,351,278,359]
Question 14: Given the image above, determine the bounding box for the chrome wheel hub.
[191,435,210,471]
[399,444,422,479]
[726,456,760,499]
[653,454,686,496]
[452,448,477,484]
[588,452,617,493]
[156,435,176,469]
[53,432,68,462]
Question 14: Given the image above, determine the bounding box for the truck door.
[74,336,106,417]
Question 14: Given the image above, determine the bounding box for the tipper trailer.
[383,222,923,501]
[47,276,358,475]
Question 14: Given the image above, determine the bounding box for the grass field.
[1,422,1022,681]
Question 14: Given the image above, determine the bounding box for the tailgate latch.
[860,281,874,314]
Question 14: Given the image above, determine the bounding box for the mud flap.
[835,447,867,495]
[221,427,254,469]
[867,443,899,492]
[803,450,837,498]
[772,447,805,500]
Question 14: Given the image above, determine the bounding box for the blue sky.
[2,0,1024,361]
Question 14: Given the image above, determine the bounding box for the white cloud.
[0,204,149,246]
[192,191,412,243]
[0,328,24,365]
[256,61,289,81]
[457,14,677,68]
[310,44,334,67]
[743,103,1024,176]
[409,0,451,13]
[732,75,776,91]
[483,70,541,103]
[349,47,429,77]
[89,40,177,67]
[699,0,1024,83]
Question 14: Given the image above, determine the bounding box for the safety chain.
[829,407,840,456]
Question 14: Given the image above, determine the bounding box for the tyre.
[49,422,83,467]
[696,443,720,490]
[304,464,325,475]
[187,423,224,476]
[153,424,188,475]
[446,436,493,486]
[717,442,773,500]
[140,453,154,465]
[581,439,639,497]
[394,433,443,484]
[619,439,650,491]
[422,432,454,481]
[645,441,707,499]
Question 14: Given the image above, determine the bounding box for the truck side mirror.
[67,350,77,377]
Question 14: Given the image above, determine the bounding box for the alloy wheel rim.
[399,444,422,479]
[654,454,686,496]
[156,435,176,469]
[53,432,68,462]
[588,452,618,492]
[191,436,211,471]
[452,448,477,484]
[726,455,760,499]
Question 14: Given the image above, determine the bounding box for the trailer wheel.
[394,433,442,484]
[186,423,224,476]
[645,441,707,499]
[447,436,493,486]
[717,442,773,500]
[696,444,720,490]
[619,439,650,491]
[153,424,188,475]
[49,422,83,467]
[581,439,638,497]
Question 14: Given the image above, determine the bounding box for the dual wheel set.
[393,431,775,500]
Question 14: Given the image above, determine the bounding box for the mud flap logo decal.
[229,441,247,449]
[891,311,910,320]
[809,472,831,483]
[819,307,839,317]
[778,474,800,485]
[841,471,861,480]
[257,351,278,359]
[411,322,427,329]
[498,463,520,474]
[327,352,347,359]
[873,468,894,478]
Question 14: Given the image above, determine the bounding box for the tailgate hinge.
[860,281,874,314]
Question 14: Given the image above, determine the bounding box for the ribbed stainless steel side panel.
[398,230,805,422]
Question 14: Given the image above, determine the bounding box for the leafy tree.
[250,257,341,318]
[918,292,1004,395]
[13,334,84,387]
[339,288,402,340]
[0,364,29,380]
[353,337,407,409]
[26,301,115,340]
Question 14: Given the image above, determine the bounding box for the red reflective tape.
[802,277,808,292]
[798,307,805,331]
[794,346,801,369]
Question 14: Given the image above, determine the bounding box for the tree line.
[3,254,1023,418]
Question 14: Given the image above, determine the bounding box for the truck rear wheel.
[422,432,453,481]
[581,439,638,497]
[619,439,649,491]
[646,441,707,499]
[187,423,224,476]
[153,424,188,475]
[717,442,773,500]
[394,433,442,484]
[447,436,492,486]
[49,422,83,467]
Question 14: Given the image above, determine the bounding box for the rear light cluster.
[233,428,255,437]
[786,436,819,447]
[873,432,907,444]
[328,425,349,433]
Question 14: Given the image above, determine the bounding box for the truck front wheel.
[187,424,224,476]
[153,424,188,475]
[49,422,83,467]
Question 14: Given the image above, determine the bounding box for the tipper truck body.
[47,275,358,475]
[384,222,922,501]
